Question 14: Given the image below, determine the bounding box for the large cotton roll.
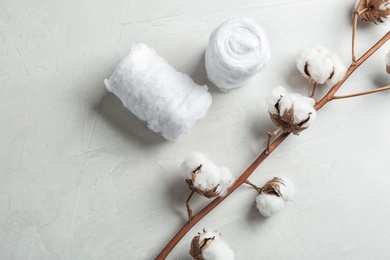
[104,43,212,141]
[205,18,271,91]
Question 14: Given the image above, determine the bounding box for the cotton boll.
[182,152,234,197]
[182,152,210,180]
[286,94,316,127]
[266,86,317,133]
[190,230,235,260]
[218,167,235,196]
[278,176,295,201]
[355,0,390,24]
[296,45,347,85]
[266,85,287,115]
[256,193,285,217]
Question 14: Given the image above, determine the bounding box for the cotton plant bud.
[297,45,347,85]
[386,49,390,74]
[190,230,235,260]
[182,152,235,198]
[266,86,317,135]
[355,0,390,24]
[255,177,295,217]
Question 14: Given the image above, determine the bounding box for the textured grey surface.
[1,0,390,259]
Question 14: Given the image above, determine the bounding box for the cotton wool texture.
[104,43,212,141]
[256,193,285,217]
[182,152,234,196]
[205,18,271,91]
[278,176,295,201]
[296,45,346,85]
[266,86,317,128]
[198,231,235,260]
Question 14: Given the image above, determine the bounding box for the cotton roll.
[205,18,271,91]
[104,43,212,141]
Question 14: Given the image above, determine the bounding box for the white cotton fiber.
[182,152,234,196]
[104,43,212,141]
[278,176,295,201]
[198,231,235,260]
[296,45,347,85]
[256,193,285,217]
[205,18,271,91]
[266,86,317,128]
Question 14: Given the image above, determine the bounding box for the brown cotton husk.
[185,164,221,198]
[269,102,311,135]
[261,177,285,196]
[358,0,390,24]
[387,65,390,74]
[189,232,215,260]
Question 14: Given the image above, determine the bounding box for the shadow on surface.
[92,88,167,147]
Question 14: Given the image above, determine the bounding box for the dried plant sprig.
[352,0,390,63]
[182,152,235,219]
[155,26,390,260]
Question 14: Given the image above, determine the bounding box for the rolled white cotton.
[205,18,271,91]
[104,43,212,141]
[256,193,285,217]
[182,152,234,197]
[296,45,347,85]
[278,176,295,201]
[190,230,235,260]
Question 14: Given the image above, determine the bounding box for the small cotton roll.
[104,43,212,141]
[205,18,271,91]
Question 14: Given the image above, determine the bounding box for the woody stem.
[311,82,317,98]
[156,29,390,260]
[186,190,195,220]
[266,127,282,154]
[331,85,390,100]
[352,0,362,64]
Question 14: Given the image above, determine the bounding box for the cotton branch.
[156,30,390,260]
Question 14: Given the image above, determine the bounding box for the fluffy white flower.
[182,152,234,197]
[297,45,347,85]
[255,193,285,217]
[266,86,317,134]
[278,176,295,201]
[190,230,235,260]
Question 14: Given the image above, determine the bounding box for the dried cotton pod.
[182,152,234,197]
[297,45,347,85]
[255,177,295,217]
[266,86,317,135]
[355,0,390,24]
[190,230,235,260]
[182,152,235,219]
[386,49,390,74]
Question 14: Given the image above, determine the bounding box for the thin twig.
[332,85,390,100]
[186,190,195,220]
[352,0,363,64]
[156,30,390,260]
[311,82,317,98]
[244,180,262,193]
